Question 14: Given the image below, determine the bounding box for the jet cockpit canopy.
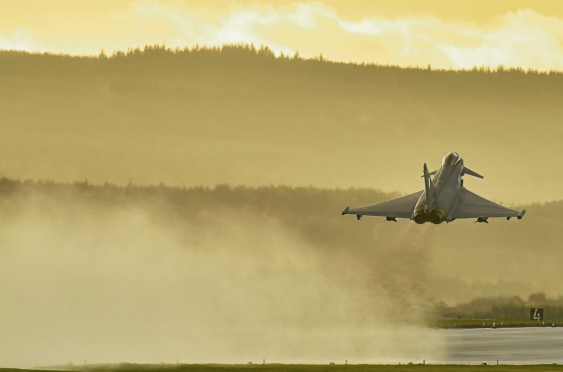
[442,151,461,166]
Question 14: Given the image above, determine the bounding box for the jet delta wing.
[452,188,521,220]
[342,152,526,224]
[342,191,423,221]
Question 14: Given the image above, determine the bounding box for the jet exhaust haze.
[0,182,444,367]
[0,180,561,367]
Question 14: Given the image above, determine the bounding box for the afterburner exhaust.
[413,207,447,224]
[413,210,429,224]
[429,207,447,224]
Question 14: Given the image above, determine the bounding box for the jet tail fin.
[462,167,484,179]
[423,163,435,210]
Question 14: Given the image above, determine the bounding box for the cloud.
[0,27,50,53]
[127,1,563,71]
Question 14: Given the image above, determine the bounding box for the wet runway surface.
[438,327,563,364]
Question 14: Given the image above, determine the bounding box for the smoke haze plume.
[1,181,561,366]
[0,182,444,367]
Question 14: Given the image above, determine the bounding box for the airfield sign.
[530,308,544,321]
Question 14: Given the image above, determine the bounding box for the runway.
[438,327,563,364]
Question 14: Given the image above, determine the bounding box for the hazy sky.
[2,0,563,70]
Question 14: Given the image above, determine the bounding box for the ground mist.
[0,180,440,367]
[0,180,560,367]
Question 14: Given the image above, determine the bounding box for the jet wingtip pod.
[517,209,526,220]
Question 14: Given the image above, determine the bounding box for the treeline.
[0,177,398,252]
[2,178,563,307]
[436,292,563,320]
[3,43,563,114]
[4,43,563,74]
[3,44,563,98]
[36,364,189,371]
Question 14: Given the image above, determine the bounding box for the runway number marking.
[530,308,544,321]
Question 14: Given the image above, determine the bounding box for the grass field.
[435,319,561,329]
[4,364,563,372]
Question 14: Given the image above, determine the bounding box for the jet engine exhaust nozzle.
[429,207,447,225]
[413,210,429,224]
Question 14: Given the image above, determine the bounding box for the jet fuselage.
[413,152,464,224]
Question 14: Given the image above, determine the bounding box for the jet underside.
[342,152,526,224]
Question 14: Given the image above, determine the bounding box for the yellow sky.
[2,1,563,69]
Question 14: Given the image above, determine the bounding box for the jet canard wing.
[342,191,423,219]
[452,188,523,219]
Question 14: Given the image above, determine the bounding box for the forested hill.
[0,44,561,202]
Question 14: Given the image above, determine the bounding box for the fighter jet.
[341,152,526,224]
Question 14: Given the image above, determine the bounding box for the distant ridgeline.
[2,42,562,75]
[0,44,562,200]
[1,44,562,99]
